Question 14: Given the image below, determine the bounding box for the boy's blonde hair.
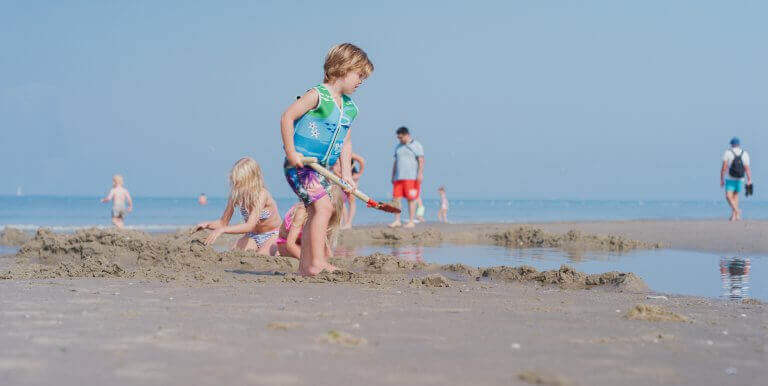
[229,157,266,211]
[324,43,374,83]
[113,174,124,186]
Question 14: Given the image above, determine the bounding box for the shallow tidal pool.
[335,244,766,301]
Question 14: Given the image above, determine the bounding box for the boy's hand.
[194,222,210,232]
[287,151,305,168]
[127,207,133,213]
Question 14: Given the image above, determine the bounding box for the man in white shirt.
[720,137,752,221]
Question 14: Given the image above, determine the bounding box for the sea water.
[3,195,768,231]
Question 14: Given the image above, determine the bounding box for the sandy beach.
[1,221,766,385]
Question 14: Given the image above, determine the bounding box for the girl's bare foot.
[388,220,402,228]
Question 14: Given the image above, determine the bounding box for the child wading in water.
[195,157,281,254]
[438,186,449,223]
[101,174,133,228]
[276,185,345,259]
[280,43,373,276]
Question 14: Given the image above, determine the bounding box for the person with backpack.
[389,126,425,228]
[721,137,752,221]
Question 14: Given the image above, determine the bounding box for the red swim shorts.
[392,179,421,200]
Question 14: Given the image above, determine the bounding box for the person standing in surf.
[721,137,752,221]
[280,43,373,276]
[101,174,133,228]
[389,126,425,228]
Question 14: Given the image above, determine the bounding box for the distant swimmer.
[720,137,752,221]
[101,174,133,228]
[198,193,208,205]
[389,126,425,228]
[437,186,449,223]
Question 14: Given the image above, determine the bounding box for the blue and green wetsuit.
[292,84,358,168]
[286,84,358,205]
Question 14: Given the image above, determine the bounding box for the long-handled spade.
[300,157,400,214]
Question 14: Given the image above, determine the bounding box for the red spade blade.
[367,199,401,214]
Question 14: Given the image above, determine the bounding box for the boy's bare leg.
[299,196,336,276]
[112,217,124,228]
[733,193,741,220]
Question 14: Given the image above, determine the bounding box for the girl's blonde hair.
[325,185,346,249]
[324,43,374,82]
[228,157,265,211]
[113,174,124,186]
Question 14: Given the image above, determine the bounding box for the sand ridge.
[2,227,651,293]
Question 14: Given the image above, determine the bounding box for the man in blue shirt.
[389,126,425,228]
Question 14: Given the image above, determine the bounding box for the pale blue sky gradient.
[1,1,766,199]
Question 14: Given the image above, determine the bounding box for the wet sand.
[0,223,766,385]
[1,277,764,385]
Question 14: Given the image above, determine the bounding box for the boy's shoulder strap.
[314,84,332,99]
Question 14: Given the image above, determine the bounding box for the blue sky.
[1,0,766,199]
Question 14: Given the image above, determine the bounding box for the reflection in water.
[720,257,750,301]
[391,245,424,262]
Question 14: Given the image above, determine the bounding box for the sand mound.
[0,227,32,247]
[348,253,427,273]
[3,228,294,283]
[411,274,451,287]
[2,228,650,293]
[489,227,658,252]
[625,304,690,322]
[482,264,648,291]
[439,263,480,277]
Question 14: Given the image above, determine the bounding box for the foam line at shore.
[0,224,190,232]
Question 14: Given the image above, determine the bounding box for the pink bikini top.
[277,203,303,245]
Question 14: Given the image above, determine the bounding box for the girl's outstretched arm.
[195,197,234,231]
[281,89,319,168]
[204,193,267,245]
